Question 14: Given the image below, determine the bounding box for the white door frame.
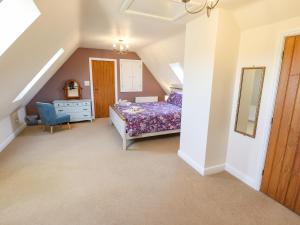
[256,29,300,190]
[89,57,118,119]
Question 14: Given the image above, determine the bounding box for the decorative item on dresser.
[53,99,93,122]
[64,80,82,99]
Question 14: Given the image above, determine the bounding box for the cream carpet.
[0,119,298,225]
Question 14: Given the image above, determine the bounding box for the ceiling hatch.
[120,0,201,21]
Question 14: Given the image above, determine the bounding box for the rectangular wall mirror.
[235,67,266,138]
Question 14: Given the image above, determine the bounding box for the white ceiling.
[80,0,300,51]
[121,0,186,21]
[80,0,185,51]
[80,0,258,51]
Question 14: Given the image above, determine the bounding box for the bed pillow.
[167,91,182,108]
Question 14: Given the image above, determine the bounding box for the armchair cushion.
[36,102,71,126]
[55,114,71,125]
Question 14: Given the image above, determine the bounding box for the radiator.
[135,96,158,103]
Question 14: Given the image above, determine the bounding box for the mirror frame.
[64,79,82,100]
[234,66,266,138]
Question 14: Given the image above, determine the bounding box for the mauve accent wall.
[26,48,166,115]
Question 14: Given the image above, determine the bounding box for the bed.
[109,91,182,150]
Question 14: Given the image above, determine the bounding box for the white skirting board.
[177,149,260,190]
[177,150,205,175]
[178,150,225,176]
[225,164,260,191]
[204,164,225,175]
[0,123,26,153]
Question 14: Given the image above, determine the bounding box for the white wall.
[178,11,219,174]
[178,9,240,175]
[137,31,185,93]
[226,16,300,190]
[0,107,26,152]
[205,10,240,169]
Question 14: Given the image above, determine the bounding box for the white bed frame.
[109,106,180,150]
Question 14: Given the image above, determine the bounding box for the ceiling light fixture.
[182,0,220,17]
[113,39,129,54]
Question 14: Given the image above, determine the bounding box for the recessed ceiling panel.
[130,0,183,19]
[120,0,201,21]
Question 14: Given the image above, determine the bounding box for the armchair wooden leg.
[67,122,71,129]
[50,126,54,134]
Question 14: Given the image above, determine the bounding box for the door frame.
[256,29,300,190]
[89,57,118,119]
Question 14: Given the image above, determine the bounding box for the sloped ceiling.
[137,31,185,93]
[0,0,81,119]
[233,0,300,30]
[1,0,300,121]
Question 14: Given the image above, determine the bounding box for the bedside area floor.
[0,119,298,225]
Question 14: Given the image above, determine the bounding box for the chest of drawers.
[53,99,93,122]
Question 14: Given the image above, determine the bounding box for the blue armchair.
[36,102,71,133]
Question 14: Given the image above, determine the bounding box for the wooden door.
[92,60,115,118]
[261,35,300,214]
